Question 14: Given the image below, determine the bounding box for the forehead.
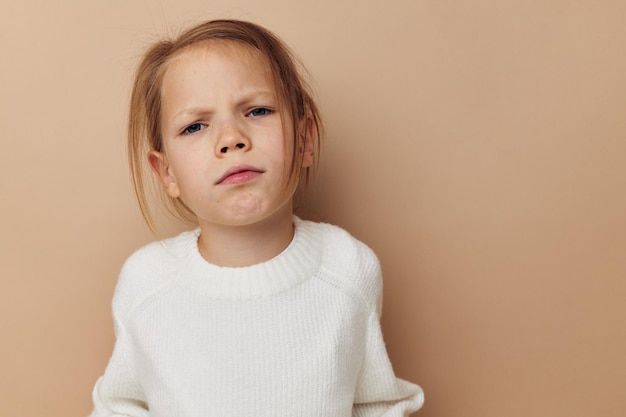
[161,41,275,94]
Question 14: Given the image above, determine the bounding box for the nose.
[215,124,251,156]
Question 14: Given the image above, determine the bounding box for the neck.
[196,209,295,268]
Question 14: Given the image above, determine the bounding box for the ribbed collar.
[174,217,323,300]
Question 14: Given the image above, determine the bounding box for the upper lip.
[215,164,264,184]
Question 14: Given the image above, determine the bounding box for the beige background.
[1,1,625,416]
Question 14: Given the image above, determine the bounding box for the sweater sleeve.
[89,311,148,417]
[352,310,424,417]
[89,251,155,417]
[351,246,424,416]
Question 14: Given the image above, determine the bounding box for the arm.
[352,311,424,417]
[89,252,154,417]
[89,313,148,417]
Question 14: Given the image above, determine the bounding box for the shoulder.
[299,218,383,314]
[112,229,199,320]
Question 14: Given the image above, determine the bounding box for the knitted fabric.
[90,217,424,416]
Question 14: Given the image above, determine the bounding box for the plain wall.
[1,1,625,416]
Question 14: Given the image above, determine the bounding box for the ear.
[148,150,180,198]
[300,114,316,168]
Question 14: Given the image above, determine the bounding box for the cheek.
[260,133,291,172]
[168,146,208,176]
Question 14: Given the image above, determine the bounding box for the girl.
[90,19,423,417]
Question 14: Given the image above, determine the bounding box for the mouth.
[216,165,265,185]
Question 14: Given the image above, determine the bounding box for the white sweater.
[90,217,424,417]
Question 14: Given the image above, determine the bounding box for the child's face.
[149,42,311,229]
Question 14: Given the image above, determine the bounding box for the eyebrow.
[169,90,278,123]
[234,89,279,107]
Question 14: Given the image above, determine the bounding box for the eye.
[247,107,273,117]
[182,123,206,135]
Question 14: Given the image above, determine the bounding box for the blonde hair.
[128,19,322,231]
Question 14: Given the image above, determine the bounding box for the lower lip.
[219,170,262,185]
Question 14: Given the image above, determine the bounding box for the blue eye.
[248,107,273,117]
[182,123,206,135]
